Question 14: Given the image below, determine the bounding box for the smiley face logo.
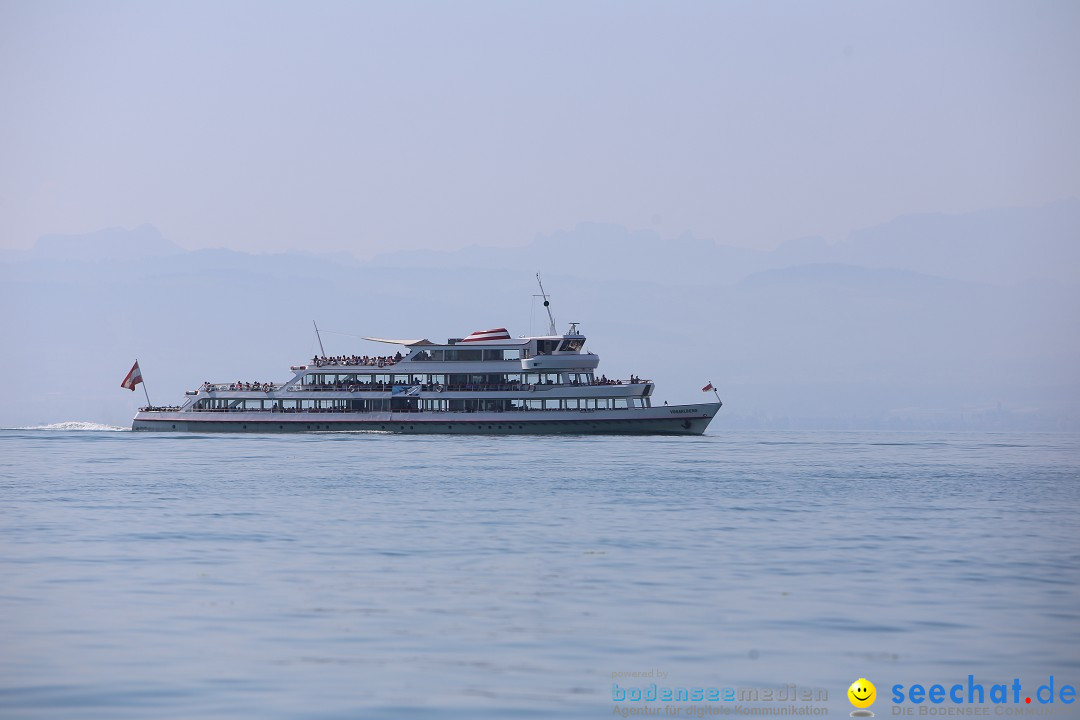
[848,678,876,709]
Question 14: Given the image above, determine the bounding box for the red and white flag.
[461,328,511,342]
[121,361,143,391]
[702,382,714,392]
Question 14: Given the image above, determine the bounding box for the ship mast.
[313,321,326,357]
[536,273,557,336]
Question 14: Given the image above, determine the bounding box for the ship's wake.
[14,421,129,432]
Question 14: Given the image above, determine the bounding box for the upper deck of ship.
[338,324,600,373]
[185,321,650,403]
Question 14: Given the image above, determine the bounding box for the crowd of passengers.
[202,381,277,392]
[310,353,403,368]
[306,380,526,392]
[301,375,648,391]
[192,404,374,413]
[200,374,648,394]
[594,374,645,385]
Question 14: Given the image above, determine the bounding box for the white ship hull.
[133,403,720,435]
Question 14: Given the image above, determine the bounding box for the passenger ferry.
[132,291,721,435]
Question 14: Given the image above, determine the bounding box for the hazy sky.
[2,1,1078,256]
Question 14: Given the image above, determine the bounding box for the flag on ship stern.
[702,382,714,392]
[121,361,143,391]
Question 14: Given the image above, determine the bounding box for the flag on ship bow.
[121,361,143,391]
[702,382,714,392]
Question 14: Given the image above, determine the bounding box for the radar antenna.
[536,274,557,336]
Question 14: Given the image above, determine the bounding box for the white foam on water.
[15,421,129,432]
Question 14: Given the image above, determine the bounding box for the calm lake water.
[1,428,1078,719]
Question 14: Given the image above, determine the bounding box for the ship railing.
[289,379,652,392]
[199,384,279,392]
[292,383,529,392]
[198,378,651,393]
[586,378,652,386]
[308,356,401,368]
[194,379,652,395]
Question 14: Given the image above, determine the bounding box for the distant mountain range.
[369,198,1080,286]
[2,199,1077,430]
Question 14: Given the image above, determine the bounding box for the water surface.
[2,429,1078,718]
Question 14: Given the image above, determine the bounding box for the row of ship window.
[410,348,521,361]
[301,372,593,386]
[190,397,651,412]
[406,339,582,362]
